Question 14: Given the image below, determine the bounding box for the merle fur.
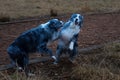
[7,19,63,76]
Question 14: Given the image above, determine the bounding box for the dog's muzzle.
[57,21,64,31]
[75,19,82,27]
[75,19,79,25]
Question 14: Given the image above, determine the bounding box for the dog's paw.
[69,41,74,50]
[52,56,57,60]
[28,73,35,77]
[17,67,24,72]
[53,62,58,65]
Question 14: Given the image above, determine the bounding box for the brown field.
[0,0,120,19]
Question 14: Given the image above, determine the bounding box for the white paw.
[18,67,22,70]
[52,56,57,60]
[69,42,74,50]
[28,73,35,77]
[53,62,58,65]
[18,67,24,72]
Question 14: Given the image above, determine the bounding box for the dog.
[7,19,63,76]
[54,14,84,64]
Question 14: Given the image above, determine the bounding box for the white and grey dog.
[54,14,84,64]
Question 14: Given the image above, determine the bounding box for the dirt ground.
[0,12,120,66]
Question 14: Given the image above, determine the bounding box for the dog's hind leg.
[20,54,35,77]
[69,42,78,62]
[23,54,29,77]
[54,46,63,64]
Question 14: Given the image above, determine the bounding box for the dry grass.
[71,42,120,80]
[71,64,120,80]
[0,0,120,19]
[0,70,48,80]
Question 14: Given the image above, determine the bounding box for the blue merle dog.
[54,14,84,64]
[7,19,63,76]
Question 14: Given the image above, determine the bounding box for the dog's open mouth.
[75,19,79,25]
[75,21,79,25]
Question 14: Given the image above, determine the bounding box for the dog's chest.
[61,26,80,40]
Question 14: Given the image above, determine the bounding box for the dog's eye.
[50,21,56,26]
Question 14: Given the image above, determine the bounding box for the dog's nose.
[75,19,78,22]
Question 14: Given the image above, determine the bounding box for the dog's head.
[48,19,63,31]
[70,14,83,28]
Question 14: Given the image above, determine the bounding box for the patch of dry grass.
[71,64,120,80]
[0,0,120,19]
[71,42,120,80]
[0,70,48,80]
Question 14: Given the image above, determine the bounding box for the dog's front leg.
[69,34,78,50]
[69,42,78,62]
[38,43,56,60]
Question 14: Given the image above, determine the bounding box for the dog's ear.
[81,16,84,26]
[49,19,63,30]
[81,16,84,21]
[70,14,76,21]
[78,15,84,27]
[49,19,56,28]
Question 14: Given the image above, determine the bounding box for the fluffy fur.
[7,19,63,76]
[54,14,84,64]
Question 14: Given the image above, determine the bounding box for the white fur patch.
[61,23,80,39]
[52,56,57,60]
[41,22,50,28]
[69,41,74,50]
[28,73,35,77]
[18,67,23,70]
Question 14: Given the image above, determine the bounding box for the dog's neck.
[68,21,80,33]
[69,21,77,29]
[60,21,80,41]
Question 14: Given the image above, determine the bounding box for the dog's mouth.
[75,19,82,27]
[75,19,79,25]
[75,21,79,25]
